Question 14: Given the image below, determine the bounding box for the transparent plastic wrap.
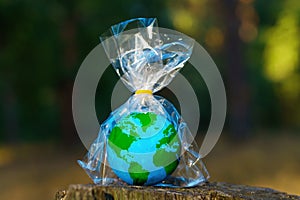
[78,18,209,187]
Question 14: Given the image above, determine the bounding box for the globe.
[107,112,181,185]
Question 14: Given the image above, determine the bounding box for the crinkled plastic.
[78,18,209,187]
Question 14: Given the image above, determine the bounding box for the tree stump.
[55,182,300,200]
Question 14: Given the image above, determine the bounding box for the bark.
[55,182,300,200]
[58,7,79,145]
[218,0,251,139]
[2,82,20,142]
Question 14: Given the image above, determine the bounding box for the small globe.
[107,112,181,185]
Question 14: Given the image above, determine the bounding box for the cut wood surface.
[55,182,300,200]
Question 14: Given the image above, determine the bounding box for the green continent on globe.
[156,124,177,149]
[153,146,180,174]
[128,162,150,185]
[131,112,157,132]
[108,126,137,158]
[107,112,181,185]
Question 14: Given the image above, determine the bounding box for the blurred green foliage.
[0,0,299,143]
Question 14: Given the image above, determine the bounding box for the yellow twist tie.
[135,89,153,95]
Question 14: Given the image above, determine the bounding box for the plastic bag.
[78,18,209,187]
